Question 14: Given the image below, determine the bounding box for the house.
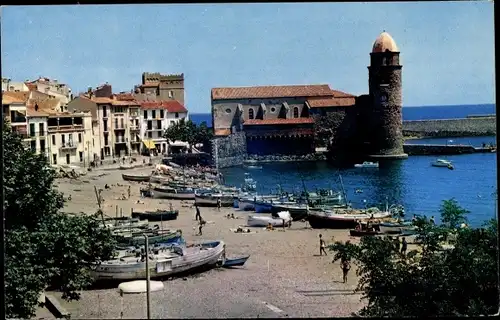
[25,77,73,106]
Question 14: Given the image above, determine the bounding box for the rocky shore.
[246,153,327,163]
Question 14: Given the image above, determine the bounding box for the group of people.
[319,234,352,283]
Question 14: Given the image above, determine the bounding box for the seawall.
[403,144,495,156]
[211,132,247,168]
[402,117,496,137]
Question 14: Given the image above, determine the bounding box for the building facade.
[25,77,73,105]
[211,31,406,160]
[134,72,185,106]
[2,78,29,92]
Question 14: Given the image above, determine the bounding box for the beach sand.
[51,167,369,318]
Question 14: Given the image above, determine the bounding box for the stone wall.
[402,117,496,137]
[403,144,476,155]
[211,132,247,168]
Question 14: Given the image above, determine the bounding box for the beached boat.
[379,221,416,234]
[223,255,250,268]
[122,173,151,182]
[271,203,309,221]
[247,211,292,227]
[307,208,392,229]
[115,230,184,247]
[120,164,136,170]
[237,195,276,211]
[152,186,195,200]
[194,193,238,207]
[149,175,171,184]
[349,229,380,237]
[131,209,179,221]
[354,161,379,168]
[90,240,226,281]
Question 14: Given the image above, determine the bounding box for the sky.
[1,2,495,113]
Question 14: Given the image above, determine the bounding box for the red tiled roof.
[211,84,334,100]
[2,91,31,104]
[244,118,315,125]
[140,100,188,113]
[115,93,136,101]
[307,97,356,108]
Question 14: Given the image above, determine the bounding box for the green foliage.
[313,113,346,147]
[3,119,116,319]
[163,119,213,151]
[328,199,499,317]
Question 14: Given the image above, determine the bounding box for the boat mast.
[339,174,349,206]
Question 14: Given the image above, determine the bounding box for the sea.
[191,104,497,227]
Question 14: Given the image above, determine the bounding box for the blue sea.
[192,104,497,227]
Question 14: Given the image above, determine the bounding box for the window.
[92,138,95,147]
[270,107,276,113]
[120,118,124,128]
[144,110,147,119]
[158,131,163,138]
[168,91,173,98]
[152,110,156,119]
[160,110,164,118]
[79,152,83,162]
[69,134,73,144]
[225,108,231,114]
[148,132,152,138]
[293,107,299,118]
[157,120,162,130]
[175,112,179,118]
[78,133,82,143]
[52,135,56,145]
[102,106,107,117]
[39,123,44,136]
[103,120,108,131]
[30,123,35,137]
[147,121,152,130]
[61,134,65,145]
[135,119,139,126]
[248,108,254,120]
[115,118,119,128]
[104,135,109,146]
[114,107,124,113]
[40,140,45,153]
[30,140,36,152]
[53,154,57,164]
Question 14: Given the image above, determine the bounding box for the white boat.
[247,211,292,227]
[307,208,392,229]
[90,240,225,281]
[379,221,416,234]
[354,161,379,168]
[431,159,453,168]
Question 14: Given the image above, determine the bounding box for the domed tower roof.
[372,32,399,53]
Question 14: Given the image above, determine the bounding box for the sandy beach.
[49,166,368,318]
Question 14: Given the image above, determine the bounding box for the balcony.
[60,142,78,151]
[11,116,27,124]
[48,124,83,133]
[146,127,163,131]
[130,125,140,131]
[114,126,126,131]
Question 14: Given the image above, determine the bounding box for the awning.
[142,139,156,149]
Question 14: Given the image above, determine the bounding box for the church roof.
[372,32,399,53]
[243,118,315,125]
[211,84,334,100]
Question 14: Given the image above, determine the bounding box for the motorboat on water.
[431,159,454,169]
[354,161,379,168]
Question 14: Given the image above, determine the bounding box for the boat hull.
[307,211,391,229]
[116,234,184,247]
[247,215,290,227]
[122,174,150,182]
[152,188,195,200]
[349,229,379,237]
[255,202,273,213]
[194,195,236,207]
[131,210,179,221]
[223,255,250,267]
[379,223,416,234]
[271,205,308,221]
[91,241,225,281]
[238,199,255,211]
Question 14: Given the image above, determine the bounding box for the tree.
[163,119,213,152]
[328,199,499,317]
[3,118,116,319]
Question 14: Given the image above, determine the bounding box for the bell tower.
[367,31,407,159]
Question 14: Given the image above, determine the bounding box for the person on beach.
[401,237,407,255]
[197,219,205,236]
[430,216,435,224]
[216,197,221,211]
[341,259,351,283]
[195,204,202,221]
[394,237,400,252]
[319,234,327,256]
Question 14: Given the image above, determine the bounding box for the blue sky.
[1,2,495,113]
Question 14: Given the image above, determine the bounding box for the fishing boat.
[152,186,195,200]
[379,221,416,234]
[431,159,454,169]
[354,161,379,168]
[237,195,277,211]
[149,175,171,184]
[194,192,238,207]
[349,229,380,237]
[122,173,151,182]
[223,255,250,268]
[115,230,184,247]
[247,211,292,227]
[307,208,392,229]
[120,164,136,170]
[131,209,179,221]
[90,240,226,281]
[271,203,309,221]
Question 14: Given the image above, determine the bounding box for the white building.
[26,77,73,106]
[139,100,188,155]
[2,78,29,92]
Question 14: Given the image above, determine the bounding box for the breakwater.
[211,132,247,168]
[403,144,495,156]
[402,117,496,137]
